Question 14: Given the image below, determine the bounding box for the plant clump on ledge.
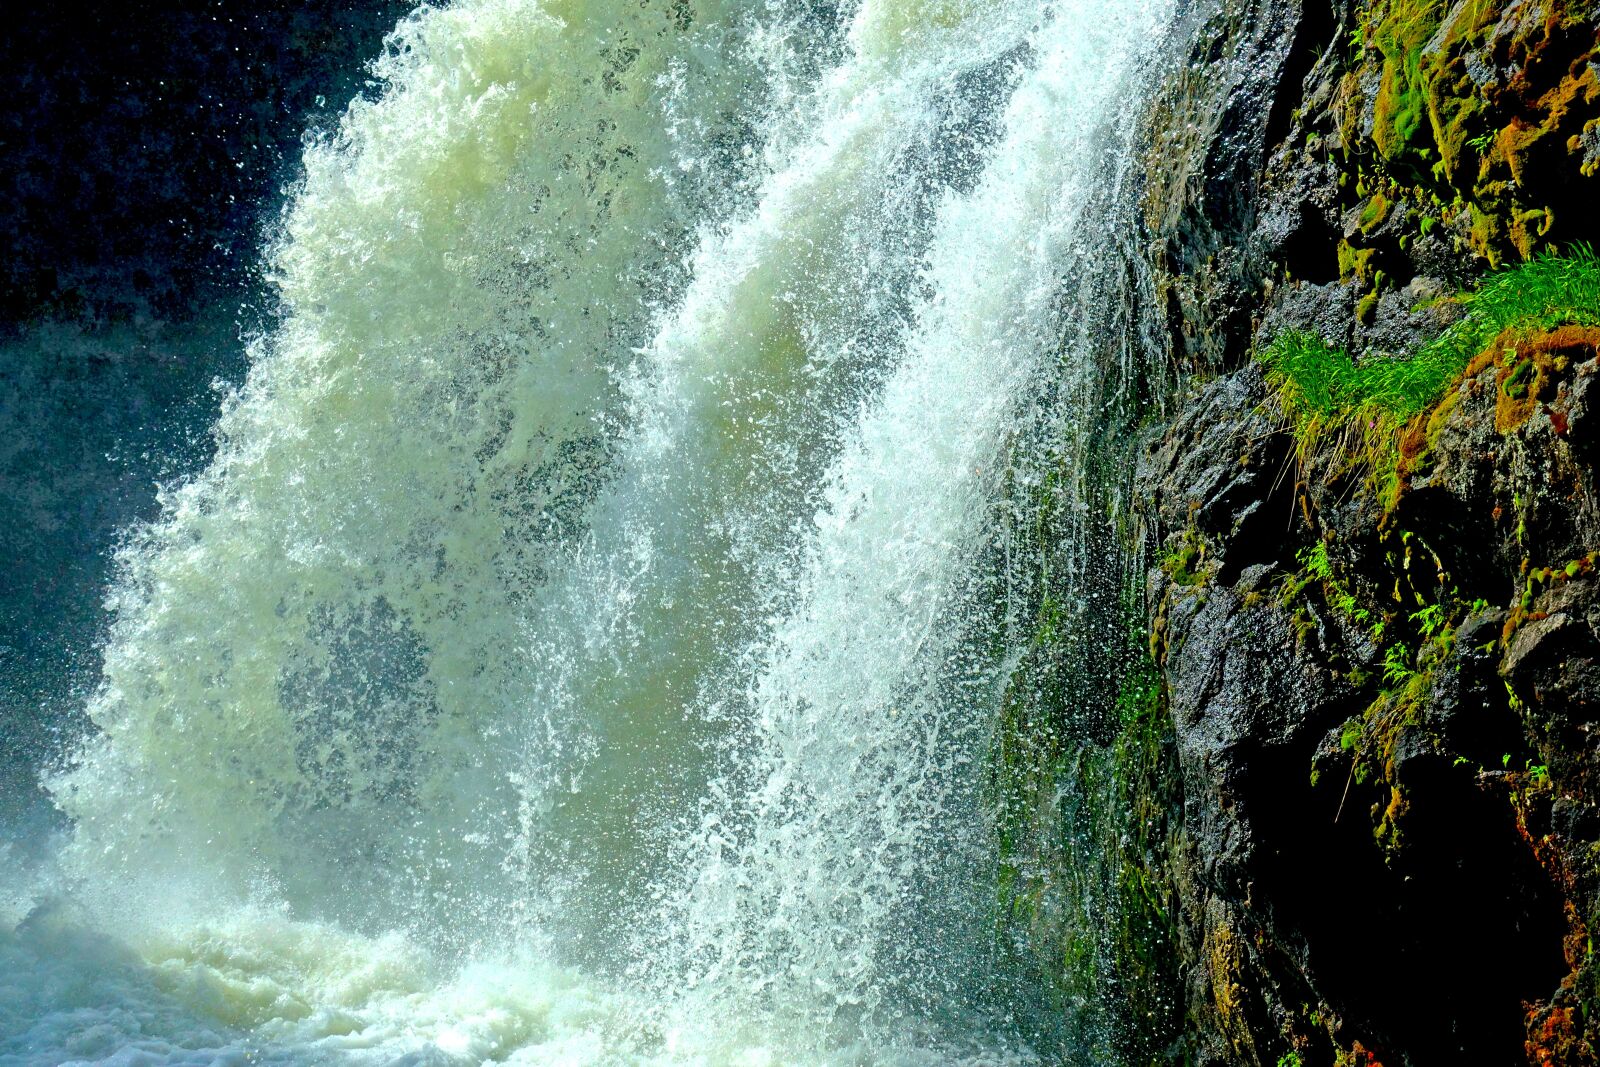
[1258,246,1600,507]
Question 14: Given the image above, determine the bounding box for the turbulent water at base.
[1,0,1173,1063]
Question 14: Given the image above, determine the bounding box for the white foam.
[11,0,1171,1061]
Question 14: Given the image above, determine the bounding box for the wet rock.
[1353,277,1459,357]
[1039,0,1600,1058]
[1140,351,1591,1063]
[1127,0,1600,1058]
[1259,280,1359,350]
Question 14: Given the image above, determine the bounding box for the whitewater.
[0,0,1171,1062]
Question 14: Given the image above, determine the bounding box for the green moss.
[1359,191,1393,235]
[1420,0,1498,183]
[1370,0,1445,170]
[1282,542,1373,639]
[1338,240,1377,282]
[1305,556,1499,860]
[1163,524,1208,587]
[990,590,1185,1062]
[1506,552,1596,636]
[1348,0,1600,264]
[1333,659,1436,854]
[1356,290,1381,325]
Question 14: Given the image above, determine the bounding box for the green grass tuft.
[1264,245,1600,422]
[1258,246,1600,505]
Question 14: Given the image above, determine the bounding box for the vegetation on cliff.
[990,0,1600,1057]
[1341,0,1599,276]
[1262,247,1600,507]
[1091,0,1600,1061]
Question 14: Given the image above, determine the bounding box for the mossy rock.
[1368,0,1445,174]
[1348,0,1600,263]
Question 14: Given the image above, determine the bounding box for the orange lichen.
[1493,324,1600,432]
[1525,1002,1596,1067]
[1338,1040,1389,1067]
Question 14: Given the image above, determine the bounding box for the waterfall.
[2,0,1173,1062]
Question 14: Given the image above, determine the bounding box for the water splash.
[9,0,1172,1061]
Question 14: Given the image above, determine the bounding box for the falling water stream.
[1,0,1172,1062]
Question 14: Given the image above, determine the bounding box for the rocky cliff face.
[1128,0,1600,1062]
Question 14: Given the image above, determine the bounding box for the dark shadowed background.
[0,0,412,836]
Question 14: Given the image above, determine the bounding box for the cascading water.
[1,0,1173,1062]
